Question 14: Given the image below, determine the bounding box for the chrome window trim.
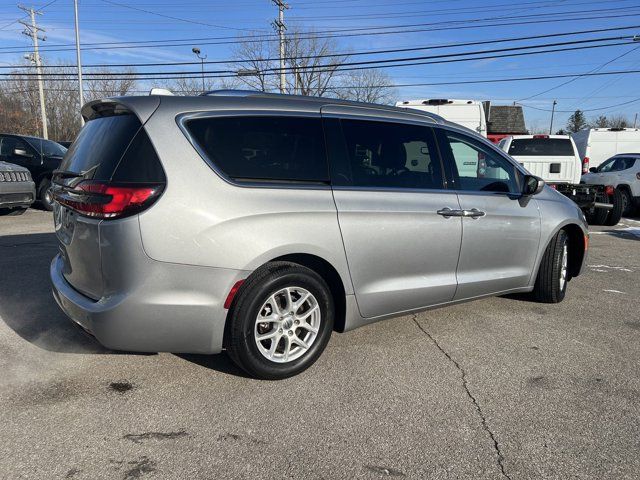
[176,110,332,191]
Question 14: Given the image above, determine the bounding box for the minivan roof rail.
[200,89,263,97]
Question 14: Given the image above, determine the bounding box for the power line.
[518,97,640,112]
[2,24,636,70]
[517,43,640,101]
[0,8,638,55]
[2,35,634,79]
[5,68,640,92]
[99,0,267,32]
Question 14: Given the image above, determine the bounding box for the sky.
[1,0,640,131]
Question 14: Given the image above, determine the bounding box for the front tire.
[225,262,334,380]
[533,230,569,303]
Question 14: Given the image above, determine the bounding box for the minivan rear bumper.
[50,254,246,354]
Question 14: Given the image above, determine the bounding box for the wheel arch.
[562,223,586,278]
[532,221,587,285]
[269,253,347,333]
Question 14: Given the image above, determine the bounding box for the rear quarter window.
[508,138,575,156]
[184,115,329,183]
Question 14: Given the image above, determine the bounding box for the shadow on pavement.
[601,229,640,242]
[175,353,250,378]
[0,232,111,354]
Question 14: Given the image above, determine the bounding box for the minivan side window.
[441,131,519,193]
[333,118,443,189]
[186,116,329,184]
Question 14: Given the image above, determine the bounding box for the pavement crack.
[412,315,512,480]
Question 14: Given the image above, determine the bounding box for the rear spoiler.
[81,96,161,124]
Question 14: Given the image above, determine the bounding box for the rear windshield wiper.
[52,169,82,179]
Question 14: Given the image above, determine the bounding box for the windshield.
[26,138,68,157]
[508,138,575,156]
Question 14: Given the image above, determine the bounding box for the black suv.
[0,134,67,210]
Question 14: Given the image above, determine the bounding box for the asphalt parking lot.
[1,210,639,480]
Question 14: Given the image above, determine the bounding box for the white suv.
[581,153,640,216]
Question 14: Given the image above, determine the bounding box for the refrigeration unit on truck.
[396,99,487,137]
[498,135,622,225]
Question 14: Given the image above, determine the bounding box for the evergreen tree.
[566,110,587,133]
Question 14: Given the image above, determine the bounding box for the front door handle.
[461,208,485,218]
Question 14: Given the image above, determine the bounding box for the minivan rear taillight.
[582,156,590,174]
[54,180,163,219]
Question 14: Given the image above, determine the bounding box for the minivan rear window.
[508,138,575,156]
[59,114,164,183]
[185,116,329,183]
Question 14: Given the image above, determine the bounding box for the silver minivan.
[51,91,588,379]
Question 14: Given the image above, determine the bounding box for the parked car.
[0,134,67,210]
[50,91,588,379]
[396,98,487,137]
[499,134,620,226]
[57,141,73,149]
[0,161,35,215]
[581,153,640,216]
[572,127,640,173]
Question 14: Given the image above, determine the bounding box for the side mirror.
[589,167,597,173]
[13,148,32,158]
[523,175,545,196]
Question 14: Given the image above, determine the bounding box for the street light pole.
[549,100,557,135]
[73,0,84,127]
[192,47,207,93]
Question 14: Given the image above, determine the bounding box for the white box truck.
[395,99,487,137]
[571,128,640,173]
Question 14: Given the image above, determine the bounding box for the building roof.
[488,105,527,134]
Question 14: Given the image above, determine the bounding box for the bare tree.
[333,69,397,104]
[608,114,629,129]
[590,114,609,128]
[285,30,347,96]
[232,34,275,92]
[231,29,347,96]
[85,67,137,100]
[0,62,139,140]
[160,75,240,96]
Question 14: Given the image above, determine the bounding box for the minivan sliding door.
[322,107,462,319]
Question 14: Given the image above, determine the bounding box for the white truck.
[395,99,487,137]
[499,134,621,225]
[571,128,640,173]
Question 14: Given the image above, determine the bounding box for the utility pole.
[272,0,288,94]
[74,0,84,126]
[19,4,48,139]
[549,100,557,135]
[634,113,638,128]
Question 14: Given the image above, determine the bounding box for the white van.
[498,135,581,184]
[395,99,487,137]
[571,128,640,173]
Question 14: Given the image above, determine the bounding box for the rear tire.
[585,192,609,225]
[604,189,623,226]
[225,262,334,380]
[533,230,569,303]
[38,178,54,211]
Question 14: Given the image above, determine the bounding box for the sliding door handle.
[461,208,485,218]
[437,207,463,218]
